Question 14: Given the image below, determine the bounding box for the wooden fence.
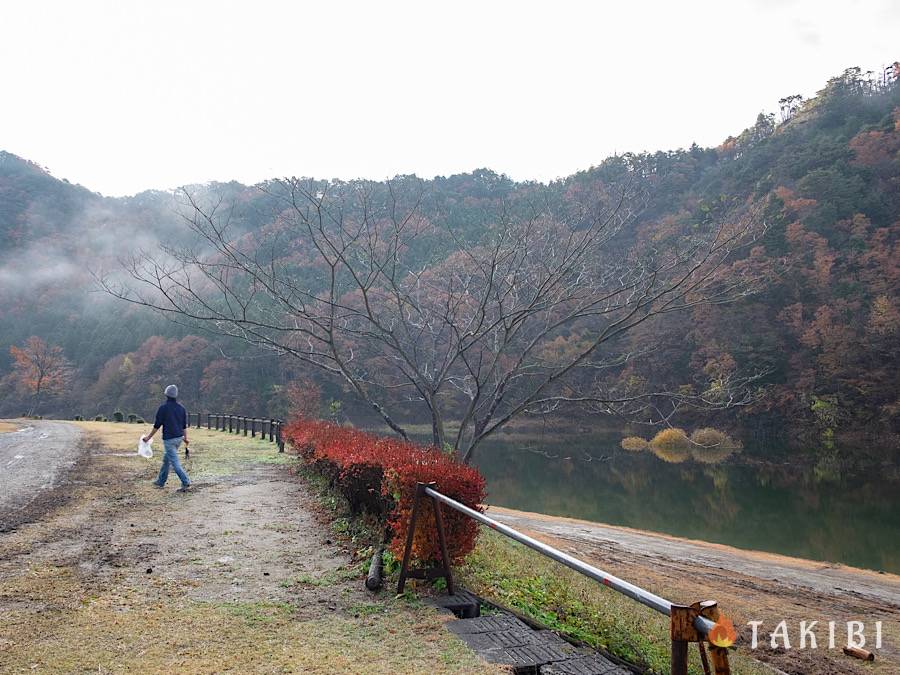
[191,413,285,452]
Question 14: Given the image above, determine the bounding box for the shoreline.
[484,505,900,674]
[486,504,900,586]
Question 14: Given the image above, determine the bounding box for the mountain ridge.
[1,66,897,443]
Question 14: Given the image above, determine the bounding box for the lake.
[469,429,900,574]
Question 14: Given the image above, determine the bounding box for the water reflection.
[472,431,900,574]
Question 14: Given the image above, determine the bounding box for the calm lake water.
[469,430,900,574]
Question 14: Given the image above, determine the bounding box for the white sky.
[2,0,898,196]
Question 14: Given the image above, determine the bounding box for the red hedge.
[283,419,486,565]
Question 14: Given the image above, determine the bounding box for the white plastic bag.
[137,436,154,459]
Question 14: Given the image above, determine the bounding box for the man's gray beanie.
[165,384,178,398]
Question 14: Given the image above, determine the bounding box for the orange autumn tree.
[9,336,73,416]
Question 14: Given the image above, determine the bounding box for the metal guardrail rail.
[397,482,732,675]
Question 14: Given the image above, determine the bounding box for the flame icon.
[708,615,737,648]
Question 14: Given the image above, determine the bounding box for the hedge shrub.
[284,419,485,565]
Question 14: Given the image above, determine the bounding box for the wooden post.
[709,648,731,675]
[277,421,284,452]
[670,604,698,675]
[698,602,731,675]
[269,418,275,442]
[228,415,233,433]
[669,601,731,675]
[243,416,248,436]
[251,418,256,437]
[206,413,211,429]
[430,493,455,595]
[397,483,427,594]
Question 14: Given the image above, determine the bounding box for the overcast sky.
[2,0,898,196]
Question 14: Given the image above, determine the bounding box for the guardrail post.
[228,414,233,433]
[396,482,454,596]
[206,413,211,429]
[670,601,729,675]
[397,482,428,594]
[269,418,275,442]
[431,488,455,595]
[242,416,247,436]
[276,420,284,452]
[709,647,730,675]
[251,418,256,437]
[669,604,696,675]
[699,602,731,675]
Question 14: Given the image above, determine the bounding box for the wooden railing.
[190,413,285,452]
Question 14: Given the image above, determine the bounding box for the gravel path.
[0,420,83,530]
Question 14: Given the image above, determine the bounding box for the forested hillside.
[1,66,897,444]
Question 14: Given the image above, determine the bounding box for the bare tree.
[100,177,764,462]
[9,336,73,416]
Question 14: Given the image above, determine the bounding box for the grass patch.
[291,562,367,588]
[185,430,292,478]
[215,600,294,626]
[350,601,387,617]
[461,531,770,675]
[74,421,291,479]
[2,575,499,673]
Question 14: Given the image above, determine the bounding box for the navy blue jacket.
[154,397,187,440]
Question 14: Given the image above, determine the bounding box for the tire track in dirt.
[0,420,85,532]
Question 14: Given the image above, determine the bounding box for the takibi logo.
[708,614,737,648]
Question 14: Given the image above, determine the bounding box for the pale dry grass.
[0,421,22,434]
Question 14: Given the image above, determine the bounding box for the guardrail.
[397,482,732,675]
[190,413,285,452]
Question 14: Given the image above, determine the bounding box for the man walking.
[142,384,191,491]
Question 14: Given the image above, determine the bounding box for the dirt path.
[488,505,900,674]
[0,420,84,531]
[0,422,501,674]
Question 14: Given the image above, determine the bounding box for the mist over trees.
[1,66,898,445]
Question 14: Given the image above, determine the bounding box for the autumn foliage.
[284,419,486,565]
[8,336,72,415]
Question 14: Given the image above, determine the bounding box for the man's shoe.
[177,484,192,492]
[152,482,164,489]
